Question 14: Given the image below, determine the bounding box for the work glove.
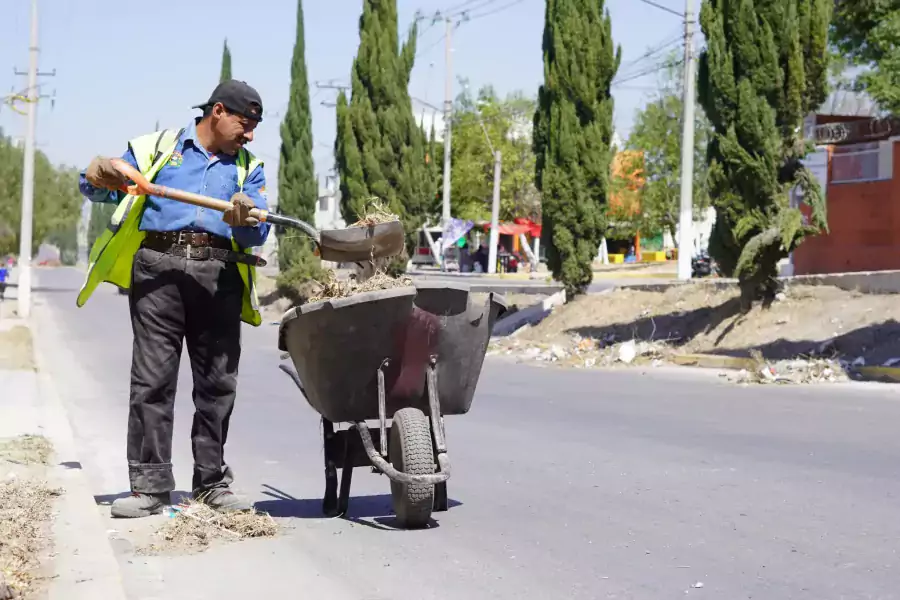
[223,192,259,227]
[85,156,128,191]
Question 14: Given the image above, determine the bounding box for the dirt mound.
[514,283,900,366]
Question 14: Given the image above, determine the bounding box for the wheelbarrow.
[277,282,507,528]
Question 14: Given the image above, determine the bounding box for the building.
[791,113,898,275]
[315,174,344,231]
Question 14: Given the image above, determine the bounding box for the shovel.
[109,158,405,263]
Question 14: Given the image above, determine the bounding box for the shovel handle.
[109,158,270,222]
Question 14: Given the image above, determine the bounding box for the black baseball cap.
[194,80,264,122]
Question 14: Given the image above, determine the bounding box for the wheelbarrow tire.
[389,407,435,529]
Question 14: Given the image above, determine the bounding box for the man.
[78,80,270,518]
[0,261,8,301]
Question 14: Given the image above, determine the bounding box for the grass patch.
[0,327,34,371]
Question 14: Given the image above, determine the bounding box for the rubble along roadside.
[0,435,62,599]
[490,283,900,385]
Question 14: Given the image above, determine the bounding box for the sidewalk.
[0,286,127,600]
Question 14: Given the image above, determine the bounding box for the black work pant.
[127,246,243,496]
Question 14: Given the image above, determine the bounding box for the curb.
[855,366,900,383]
[671,353,900,384]
[670,353,757,370]
[30,320,128,600]
[592,272,678,280]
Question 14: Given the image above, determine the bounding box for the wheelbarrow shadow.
[254,484,462,531]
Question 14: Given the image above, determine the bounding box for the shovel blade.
[318,220,406,263]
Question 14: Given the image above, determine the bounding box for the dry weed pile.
[350,199,399,227]
[140,500,278,555]
[0,436,52,467]
[308,269,413,303]
[0,435,60,599]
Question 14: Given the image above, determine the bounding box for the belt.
[141,231,267,268]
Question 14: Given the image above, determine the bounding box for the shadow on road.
[94,490,193,505]
[255,483,461,530]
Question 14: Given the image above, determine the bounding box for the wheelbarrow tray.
[277,282,507,423]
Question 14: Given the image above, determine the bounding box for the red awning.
[483,218,542,238]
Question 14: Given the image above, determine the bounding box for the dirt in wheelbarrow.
[348,198,399,227]
[307,268,413,303]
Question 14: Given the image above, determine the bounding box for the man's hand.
[85,156,128,191]
[223,193,259,227]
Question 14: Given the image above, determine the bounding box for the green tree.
[830,0,899,112]
[450,83,539,223]
[88,203,115,249]
[0,130,82,259]
[334,0,437,258]
[220,39,232,83]
[276,0,323,292]
[698,0,831,308]
[533,0,621,298]
[623,56,712,241]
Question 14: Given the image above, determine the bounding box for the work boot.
[195,487,252,513]
[110,492,171,518]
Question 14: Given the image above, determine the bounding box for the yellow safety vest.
[76,129,264,326]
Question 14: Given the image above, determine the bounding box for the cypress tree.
[334,0,436,256]
[277,0,322,285]
[219,39,232,83]
[533,0,621,298]
[698,0,831,308]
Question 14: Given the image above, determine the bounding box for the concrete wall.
[793,140,899,275]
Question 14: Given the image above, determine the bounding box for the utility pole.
[14,0,53,318]
[441,17,453,225]
[676,0,696,281]
[487,150,501,274]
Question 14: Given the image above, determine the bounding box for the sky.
[0,0,693,206]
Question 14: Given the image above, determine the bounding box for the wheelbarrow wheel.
[389,407,435,529]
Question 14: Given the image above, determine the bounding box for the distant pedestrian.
[0,263,8,301]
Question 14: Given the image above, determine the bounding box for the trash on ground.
[730,350,847,385]
[140,500,278,555]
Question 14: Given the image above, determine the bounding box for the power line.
[462,0,527,20]
[416,33,447,58]
[636,0,684,18]
[618,31,682,73]
[612,58,683,86]
[442,0,497,17]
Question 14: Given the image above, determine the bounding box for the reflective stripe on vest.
[76,129,265,327]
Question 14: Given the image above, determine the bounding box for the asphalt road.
[27,268,900,600]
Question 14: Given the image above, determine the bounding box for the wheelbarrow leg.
[427,359,450,513]
[322,418,340,517]
[337,430,354,516]
[434,479,449,512]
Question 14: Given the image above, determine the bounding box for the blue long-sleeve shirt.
[78,119,271,249]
